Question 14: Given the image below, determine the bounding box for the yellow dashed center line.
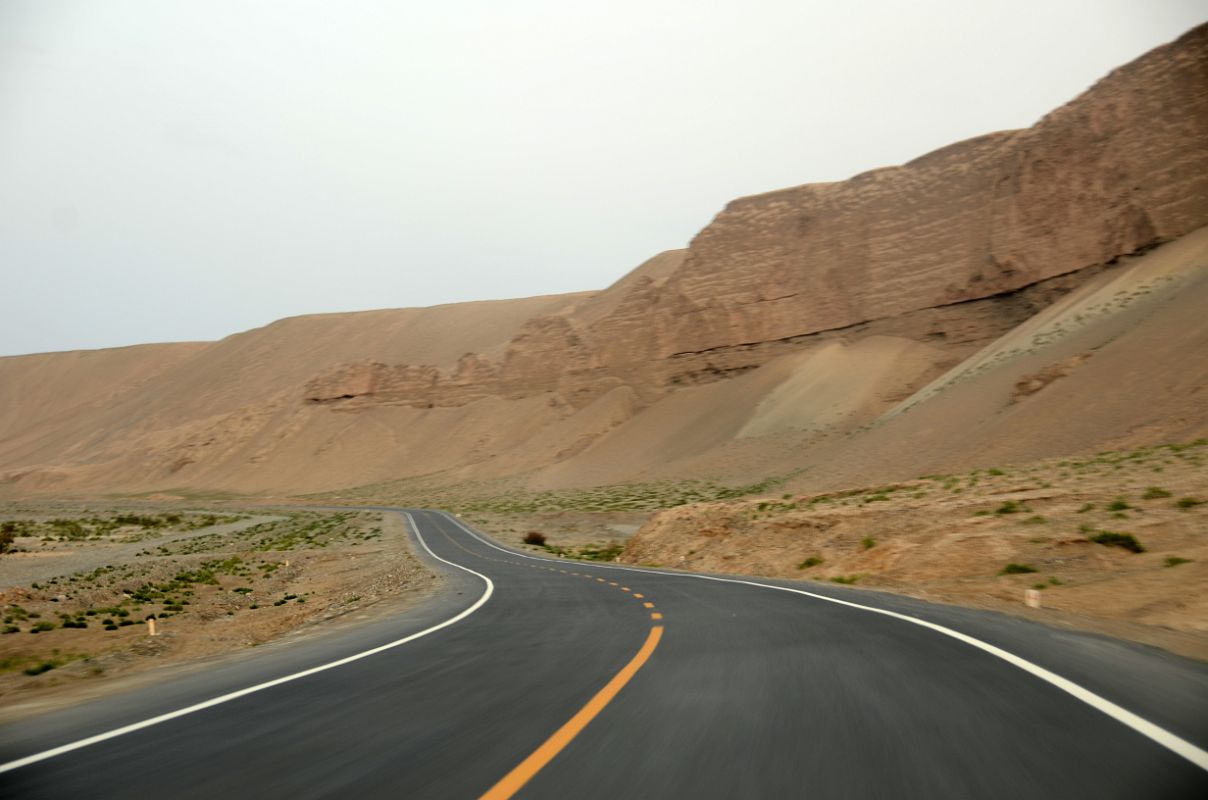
[650,612,663,620]
[480,625,664,800]
[633,593,644,599]
[621,587,630,592]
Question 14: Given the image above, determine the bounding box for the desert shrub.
[1088,531,1144,553]
[861,538,876,550]
[1142,487,1171,499]
[522,531,546,546]
[995,501,1023,515]
[576,543,623,561]
[1176,497,1203,510]
[1164,556,1191,567]
[23,661,58,676]
[797,556,823,569]
[830,575,861,585]
[1106,498,1132,512]
[999,563,1038,575]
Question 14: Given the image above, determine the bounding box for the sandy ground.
[620,440,1208,661]
[0,507,438,722]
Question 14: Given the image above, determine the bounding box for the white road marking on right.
[441,512,1208,772]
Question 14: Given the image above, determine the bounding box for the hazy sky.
[2,1,1204,356]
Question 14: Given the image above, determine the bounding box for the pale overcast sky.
[1,1,1204,356]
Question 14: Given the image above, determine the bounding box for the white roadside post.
[146,617,157,636]
[1024,589,1042,608]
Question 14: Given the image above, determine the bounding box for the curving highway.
[1,509,1206,798]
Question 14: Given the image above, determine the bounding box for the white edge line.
[0,512,493,775]
[441,511,1208,772]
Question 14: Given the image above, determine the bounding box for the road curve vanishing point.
[0,508,1205,799]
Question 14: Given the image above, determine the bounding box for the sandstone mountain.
[2,23,1206,499]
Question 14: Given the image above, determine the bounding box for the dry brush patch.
[620,440,1208,658]
[0,506,436,715]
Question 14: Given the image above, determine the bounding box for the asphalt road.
[1,509,1206,798]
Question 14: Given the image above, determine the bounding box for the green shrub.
[1106,498,1132,512]
[861,537,876,550]
[29,621,56,633]
[830,575,861,585]
[1088,531,1144,553]
[23,661,57,676]
[1176,497,1203,510]
[995,501,1023,514]
[1142,487,1171,499]
[797,556,823,569]
[999,563,1038,575]
[1163,556,1191,567]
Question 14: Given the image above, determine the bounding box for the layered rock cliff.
[308,23,1208,411]
[3,24,1207,496]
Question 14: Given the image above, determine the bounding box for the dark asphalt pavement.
[1,509,1205,798]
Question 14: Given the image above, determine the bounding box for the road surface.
[1,509,1206,798]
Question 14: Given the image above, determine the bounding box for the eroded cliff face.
[304,24,1208,412]
[5,26,1206,496]
[610,23,1208,367]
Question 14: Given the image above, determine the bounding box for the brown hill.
[1,23,1206,499]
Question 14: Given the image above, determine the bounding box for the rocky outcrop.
[294,27,1208,420]
[303,25,1207,415]
[592,23,1208,378]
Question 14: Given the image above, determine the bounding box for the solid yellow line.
[480,626,665,800]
